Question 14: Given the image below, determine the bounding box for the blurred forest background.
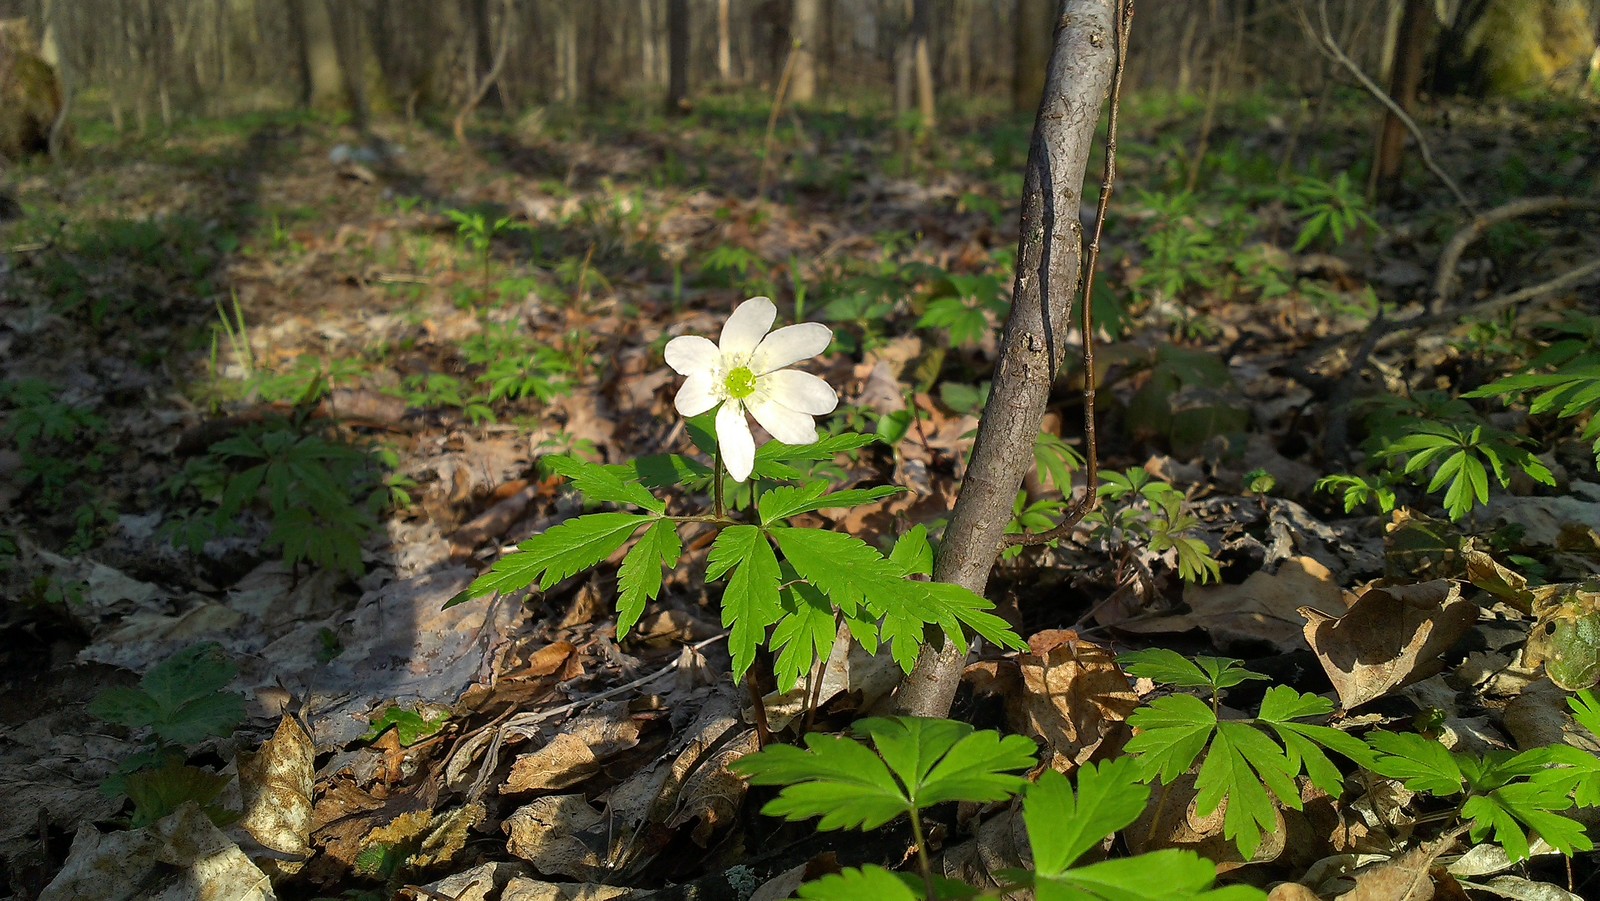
[2,0,1597,141]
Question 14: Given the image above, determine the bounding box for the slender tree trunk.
[290,0,343,110]
[556,3,579,103]
[469,0,502,110]
[324,0,371,133]
[789,0,822,102]
[667,0,691,113]
[913,0,935,127]
[894,0,1118,720]
[1012,0,1052,112]
[1373,0,1430,201]
[717,0,733,82]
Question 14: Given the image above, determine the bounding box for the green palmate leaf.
[751,432,881,481]
[451,512,653,606]
[732,717,1035,831]
[867,717,1036,807]
[923,583,1027,653]
[1119,650,1266,692]
[889,524,935,577]
[770,578,838,692]
[1542,744,1600,808]
[758,483,904,525]
[1255,685,1376,785]
[797,865,923,901]
[123,759,236,829]
[1025,761,1150,876]
[769,526,905,620]
[616,518,682,637]
[708,525,783,680]
[1026,853,1267,901]
[1462,780,1593,861]
[1126,693,1217,783]
[617,453,713,490]
[1366,732,1465,796]
[1196,723,1301,860]
[1571,690,1600,742]
[89,643,246,746]
[542,455,665,513]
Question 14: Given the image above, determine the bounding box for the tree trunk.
[289,0,343,110]
[790,0,822,102]
[717,0,733,82]
[913,0,936,127]
[555,2,580,103]
[1373,0,1430,201]
[667,0,691,113]
[469,0,502,111]
[1012,0,1053,112]
[324,0,371,133]
[894,0,1118,720]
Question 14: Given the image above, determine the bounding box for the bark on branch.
[892,0,1117,720]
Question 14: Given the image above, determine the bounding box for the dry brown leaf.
[967,630,1136,771]
[1268,884,1325,901]
[501,877,635,901]
[502,706,643,794]
[235,714,315,877]
[1333,832,1456,901]
[504,794,608,880]
[666,727,760,845]
[1301,580,1477,710]
[1178,556,1345,652]
[41,802,272,901]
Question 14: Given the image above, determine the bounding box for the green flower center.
[724,366,758,399]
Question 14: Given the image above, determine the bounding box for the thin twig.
[756,40,802,199]
[1004,0,1131,549]
[1378,257,1600,354]
[453,0,516,149]
[1298,0,1474,214]
[1432,196,1600,312]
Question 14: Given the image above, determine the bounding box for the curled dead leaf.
[1300,580,1477,710]
[235,714,315,877]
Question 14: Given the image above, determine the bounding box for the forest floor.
[2,88,1600,900]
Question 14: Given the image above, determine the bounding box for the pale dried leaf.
[1301,580,1477,710]
[235,714,315,876]
[41,802,273,901]
[504,795,608,880]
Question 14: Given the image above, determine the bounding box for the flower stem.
[713,451,727,520]
[908,808,939,901]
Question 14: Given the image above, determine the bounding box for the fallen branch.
[1431,195,1600,312]
[1382,256,1600,354]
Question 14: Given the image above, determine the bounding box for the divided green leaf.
[709,525,783,679]
[88,643,246,746]
[543,454,666,512]
[616,518,682,637]
[450,512,652,606]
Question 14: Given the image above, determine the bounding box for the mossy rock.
[0,18,63,160]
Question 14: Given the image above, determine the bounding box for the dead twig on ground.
[1431,195,1600,312]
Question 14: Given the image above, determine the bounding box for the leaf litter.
[0,92,1598,899]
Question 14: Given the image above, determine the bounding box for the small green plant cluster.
[916,272,1009,349]
[88,643,247,828]
[458,320,583,406]
[164,421,392,576]
[1120,650,1600,864]
[1082,469,1220,584]
[0,379,109,509]
[733,716,1261,900]
[450,425,1025,688]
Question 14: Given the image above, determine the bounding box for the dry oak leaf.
[1300,579,1477,710]
[966,629,1137,771]
[1183,555,1345,652]
[502,705,644,794]
[235,714,315,877]
[504,794,608,880]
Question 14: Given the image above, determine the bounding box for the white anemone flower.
[664,296,837,482]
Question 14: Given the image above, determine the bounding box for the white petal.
[747,396,819,446]
[719,296,776,358]
[664,335,720,376]
[717,401,756,482]
[760,369,837,415]
[750,322,832,374]
[675,371,720,416]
